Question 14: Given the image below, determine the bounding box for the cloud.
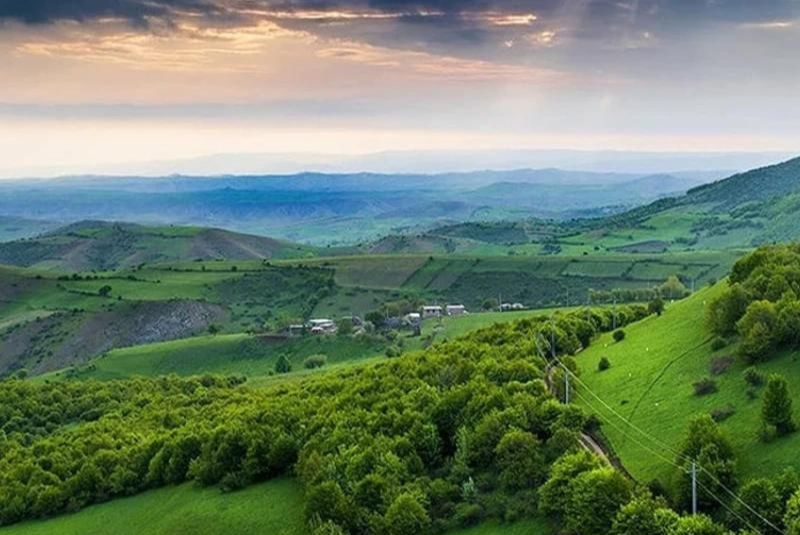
[315,39,570,81]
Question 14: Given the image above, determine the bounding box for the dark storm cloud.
[2,0,796,26]
[0,0,224,25]
[1,0,798,57]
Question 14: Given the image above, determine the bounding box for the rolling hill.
[574,278,800,491]
[386,155,800,256]
[0,221,314,271]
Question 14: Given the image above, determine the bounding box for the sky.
[1,0,799,175]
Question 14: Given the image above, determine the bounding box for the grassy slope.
[0,221,314,271]
[39,307,568,384]
[0,479,306,535]
[0,475,550,535]
[43,333,387,382]
[575,282,800,486]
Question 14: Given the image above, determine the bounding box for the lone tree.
[274,355,292,374]
[98,285,112,297]
[648,296,665,316]
[762,373,795,436]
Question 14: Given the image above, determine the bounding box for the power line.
[695,479,765,535]
[550,355,786,534]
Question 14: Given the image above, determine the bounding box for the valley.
[2,155,800,535]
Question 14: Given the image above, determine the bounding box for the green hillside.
[0,479,306,535]
[0,221,314,271]
[0,476,550,535]
[574,270,800,489]
[300,251,737,311]
[0,262,335,375]
[380,156,800,256]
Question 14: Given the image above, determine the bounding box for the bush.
[743,366,765,387]
[453,503,483,527]
[710,337,727,351]
[709,356,734,376]
[710,405,736,423]
[274,355,292,374]
[693,378,718,396]
[648,297,665,316]
[385,346,401,358]
[598,357,611,372]
[304,354,328,369]
[612,330,626,343]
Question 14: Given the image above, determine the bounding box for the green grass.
[575,281,800,487]
[0,472,552,535]
[42,333,388,382]
[0,479,305,535]
[421,308,575,343]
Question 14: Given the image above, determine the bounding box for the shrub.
[453,503,483,527]
[385,346,401,358]
[612,330,626,343]
[693,378,718,396]
[710,337,727,351]
[648,297,665,316]
[709,356,734,376]
[598,357,611,372]
[743,366,765,387]
[304,354,328,369]
[274,355,292,374]
[710,405,736,423]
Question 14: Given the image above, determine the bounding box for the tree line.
[0,304,650,531]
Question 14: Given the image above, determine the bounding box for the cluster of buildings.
[288,301,528,337]
[287,318,346,336]
[408,304,467,322]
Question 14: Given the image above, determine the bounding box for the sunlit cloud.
[15,20,313,72]
[316,40,570,82]
[740,20,796,30]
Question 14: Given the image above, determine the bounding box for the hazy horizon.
[2,0,799,177]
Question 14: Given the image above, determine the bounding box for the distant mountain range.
[0,168,721,245]
[1,149,791,177]
[383,155,800,254]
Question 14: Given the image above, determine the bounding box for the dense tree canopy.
[0,305,649,531]
[708,244,800,361]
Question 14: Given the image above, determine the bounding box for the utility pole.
[550,317,556,360]
[564,369,570,404]
[691,461,698,515]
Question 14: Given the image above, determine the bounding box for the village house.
[421,305,443,318]
[308,318,337,335]
[446,304,467,316]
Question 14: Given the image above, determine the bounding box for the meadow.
[0,477,552,535]
[575,281,800,487]
[0,479,306,535]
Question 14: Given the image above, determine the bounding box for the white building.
[446,305,467,316]
[421,305,443,318]
[308,319,337,335]
[405,312,422,322]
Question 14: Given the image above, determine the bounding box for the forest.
[0,304,651,532]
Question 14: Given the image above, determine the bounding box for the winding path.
[544,362,630,475]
